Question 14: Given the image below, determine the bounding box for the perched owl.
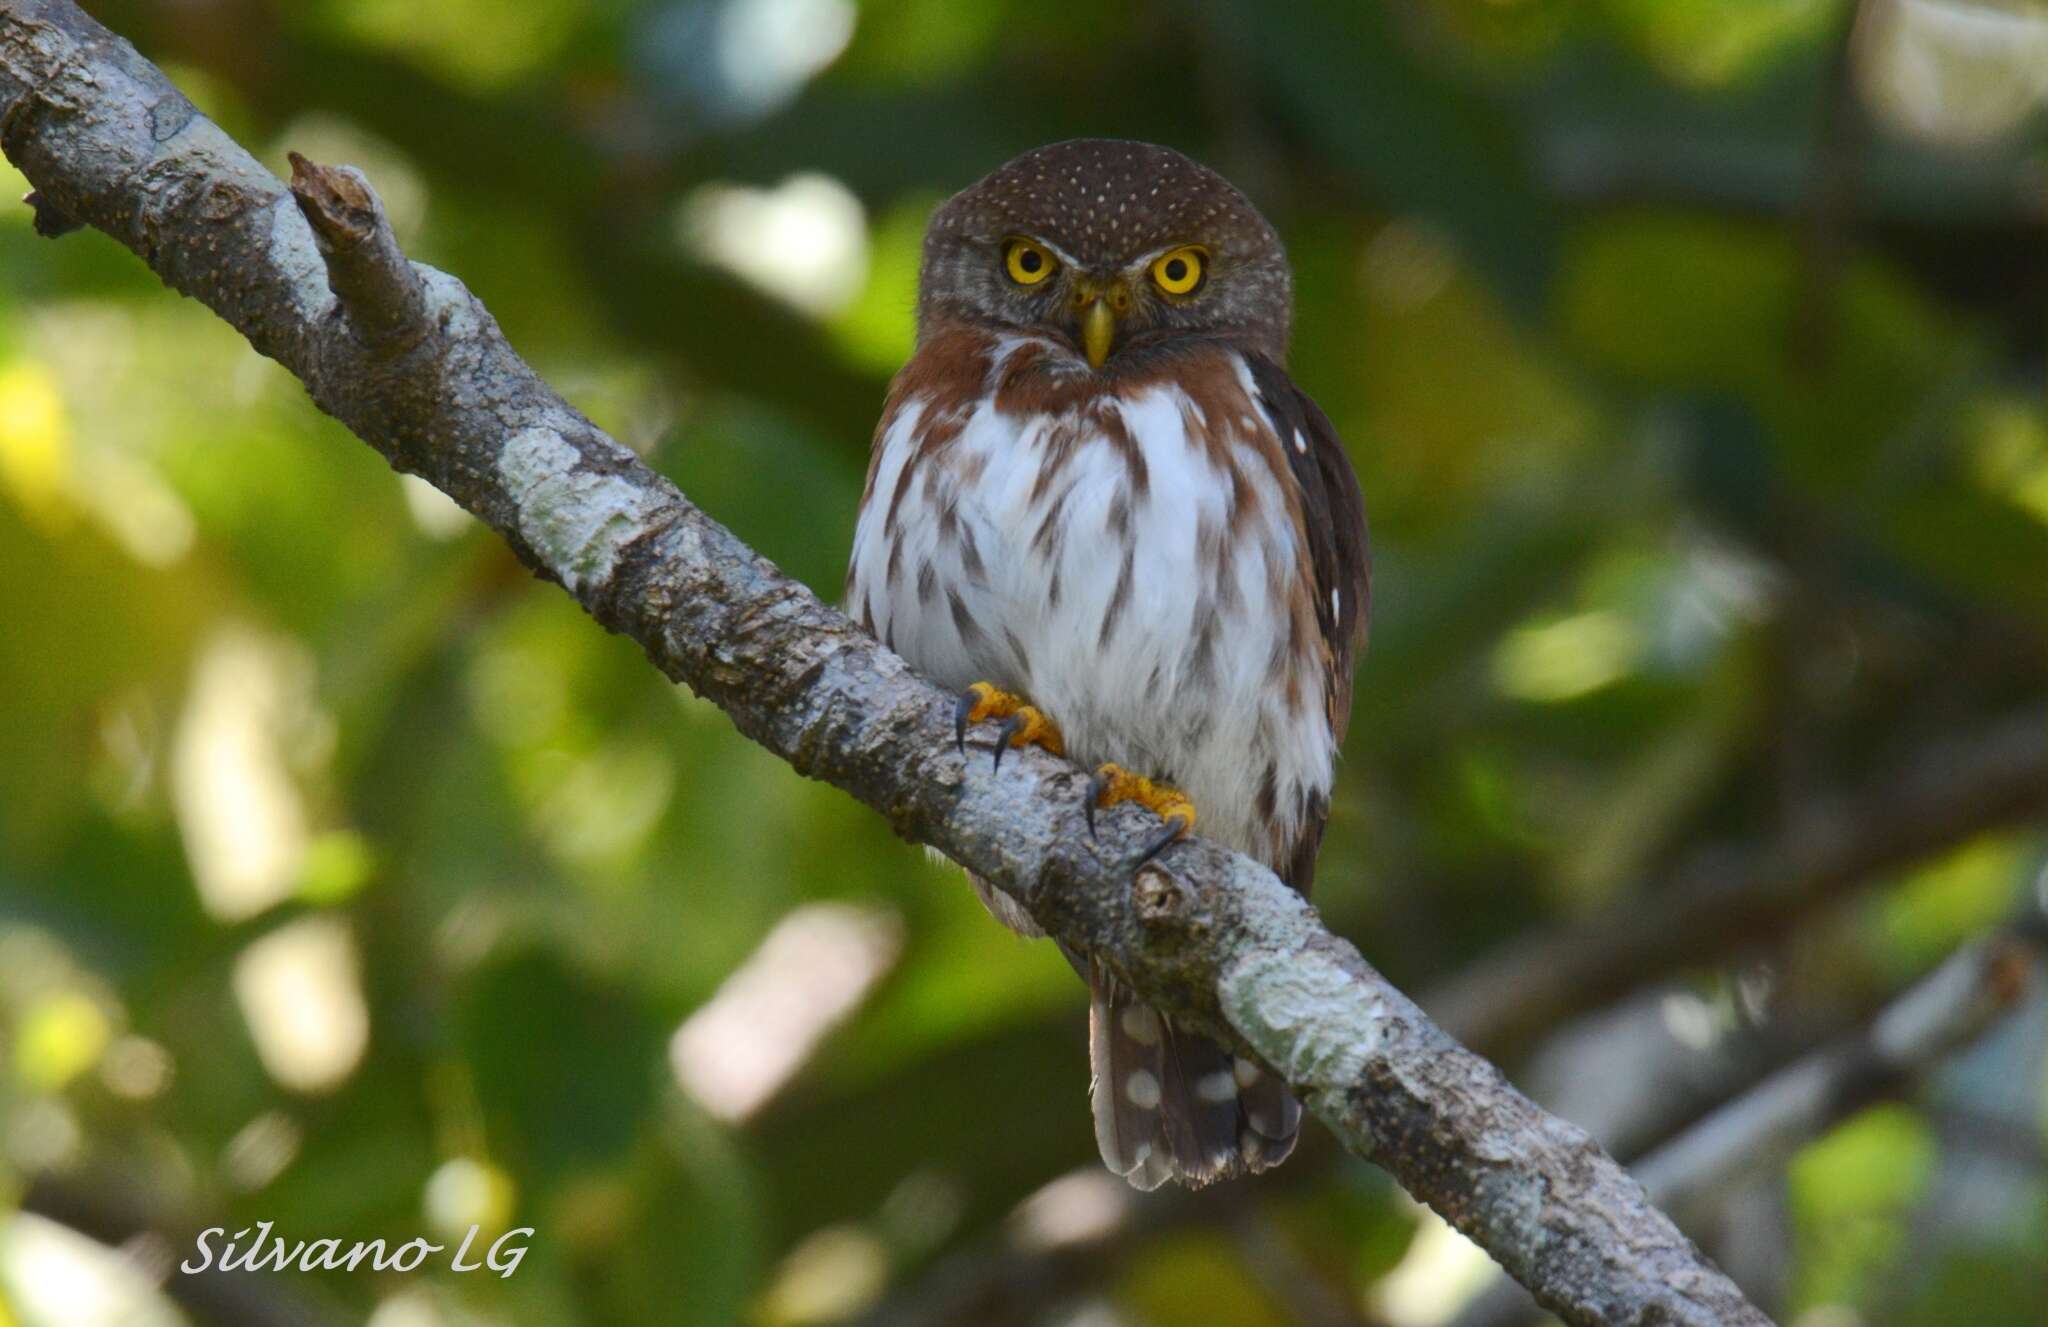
[846,140,1369,1189]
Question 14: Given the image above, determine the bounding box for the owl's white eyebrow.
[1011,235,1084,270]
[1124,244,1202,273]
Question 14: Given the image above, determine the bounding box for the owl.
[846,140,1369,1189]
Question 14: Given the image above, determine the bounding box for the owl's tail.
[1087,960,1301,1189]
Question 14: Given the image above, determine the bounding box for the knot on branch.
[1133,861,1198,929]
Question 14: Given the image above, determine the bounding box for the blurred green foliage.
[1,1,2046,1325]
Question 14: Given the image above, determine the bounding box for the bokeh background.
[3,1,2047,1324]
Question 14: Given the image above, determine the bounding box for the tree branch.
[863,716,2048,1323]
[1426,708,2048,1060]
[1450,900,2047,1327]
[1638,922,2040,1224]
[0,4,1768,1322]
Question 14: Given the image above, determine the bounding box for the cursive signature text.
[180,1222,531,1278]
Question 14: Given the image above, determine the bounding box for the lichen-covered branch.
[0,4,1769,1322]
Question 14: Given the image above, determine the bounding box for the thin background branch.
[1423,708,2048,1060]
[1450,891,2048,1327]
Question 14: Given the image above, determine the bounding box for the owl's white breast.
[847,339,1336,867]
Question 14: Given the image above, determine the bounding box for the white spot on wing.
[1124,1069,1161,1109]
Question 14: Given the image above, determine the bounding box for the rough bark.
[0,3,1772,1322]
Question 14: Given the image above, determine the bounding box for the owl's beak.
[1070,278,1130,369]
[1079,300,1116,369]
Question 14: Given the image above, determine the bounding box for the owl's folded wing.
[1244,353,1372,738]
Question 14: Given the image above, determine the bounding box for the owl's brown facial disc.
[916,139,1293,369]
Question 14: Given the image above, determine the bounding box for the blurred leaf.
[1596,0,1838,89]
[1895,1239,2048,1327]
[553,1106,764,1327]
[1867,836,2034,982]
[828,193,932,376]
[837,0,1006,83]
[299,0,601,92]
[13,991,111,1092]
[296,831,377,906]
[456,950,665,1182]
[1788,1103,1937,1312]
[1117,1228,1290,1327]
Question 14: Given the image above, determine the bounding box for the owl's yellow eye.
[1150,246,1207,296]
[1004,238,1057,286]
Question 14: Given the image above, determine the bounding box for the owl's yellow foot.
[955,682,1064,772]
[1088,764,1197,868]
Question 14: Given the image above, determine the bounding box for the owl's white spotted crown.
[931,139,1279,268]
[915,139,1294,365]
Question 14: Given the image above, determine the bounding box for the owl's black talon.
[954,690,977,755]
[1134,813,1191,872]
[1090,764,1194,862]
[992,712,1026,772]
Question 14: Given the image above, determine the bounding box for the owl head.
[917,139,1292,370]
